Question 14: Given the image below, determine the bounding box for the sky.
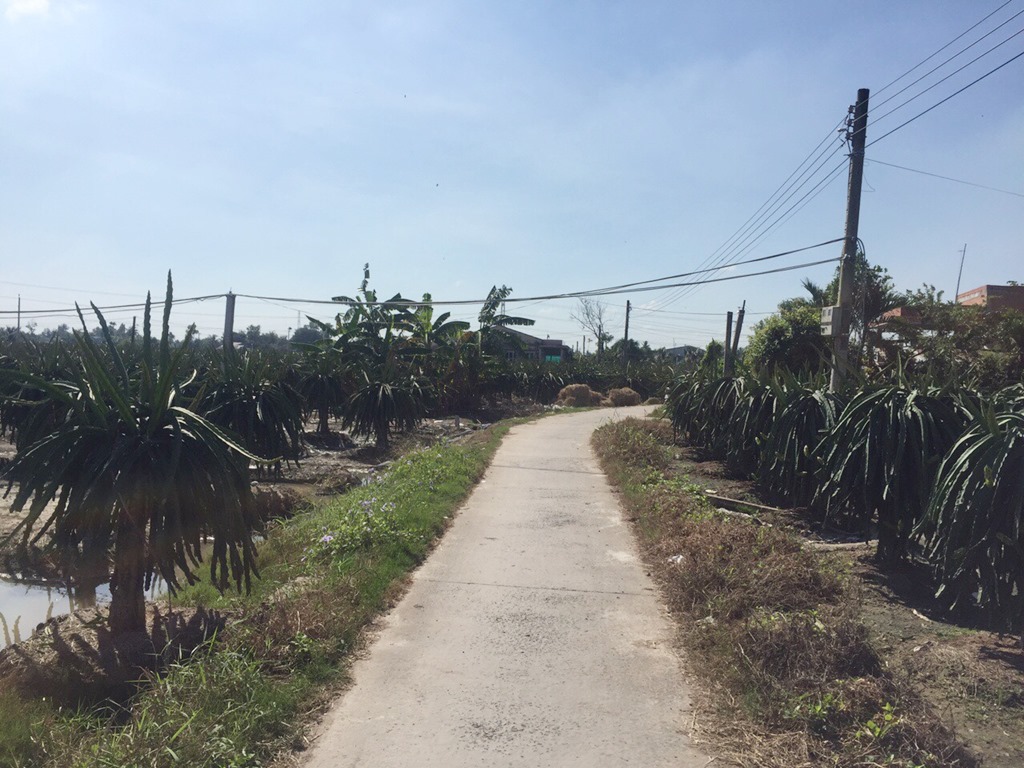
[1,1,1022,350]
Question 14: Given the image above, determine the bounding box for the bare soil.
[666,445,1024,768]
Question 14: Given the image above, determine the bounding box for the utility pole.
[16,295,21,332]
[954,243,967,301]
[830,88,869,393]
[724,311,734,376]
[731,300,746,365]
[223,291,236,355]
[622,300,631,367]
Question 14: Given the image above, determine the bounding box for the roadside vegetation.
[0,267,654,767]
[594,417,977,768]
[0,422,511,767]
[0,252,1020,766]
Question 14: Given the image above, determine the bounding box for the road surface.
[303,406,710,767]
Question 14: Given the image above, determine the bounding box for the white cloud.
[4,0,90,22]
[5,0,49,20]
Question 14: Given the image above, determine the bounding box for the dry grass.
[594,417,977,768]
[555,383,603,407]
[608,387,642,406]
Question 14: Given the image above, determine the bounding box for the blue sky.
[2,1,1022,349]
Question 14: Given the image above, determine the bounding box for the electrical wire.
[631,306,772,317]
[872,0,1017,97]
[867,158,1024,198]
[653,155,849,309]
[870,24,1024,127]
[868,46,1024,148]
[655,3,1024,313]
[0,294,224,317]
[555,237,842,299]
[647,119,848,313]
[232,252,840,309]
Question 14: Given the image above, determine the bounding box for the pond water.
[0,578,112,649]
[0,540,222,649]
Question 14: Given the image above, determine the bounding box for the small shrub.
[608,387,642,407]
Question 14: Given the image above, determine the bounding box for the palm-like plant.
[690,376,746,455]
[200,348,304,471]
[0,337,77,451]
[758,383,844,507]
[1,275,263,637]
[722,377,779,477]
[294,332,349,435]
[917,407,1024,632]
[814,385,964,561]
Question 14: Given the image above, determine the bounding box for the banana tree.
[410,294,470,414]
[1,275,264,637]
[334,265,430,450]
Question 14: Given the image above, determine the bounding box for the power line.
[868,47,1024,148]
[0,280,145,299]
[0,294,224,317]
[631,306,771,317]
[870,23,1024,127]
[868,158,1024,198]
[237,253,840,309]
[561,237,842,298]
[654,155,849,309]
[873,0,1017,97]
[649,119,848,312]
[659,4,1024,314]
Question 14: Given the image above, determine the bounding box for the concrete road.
[303,406,710,767]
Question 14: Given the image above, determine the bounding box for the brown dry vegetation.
[554,383,604,407]
[593,417,1012,768]
[607,387,642,407]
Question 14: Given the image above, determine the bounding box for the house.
[492,327,573,363]
[871,284,1024,330]
[662,345,704,364]
[956,284,1024,312]
[873,305,924,328]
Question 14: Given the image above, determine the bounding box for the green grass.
[0,424,511,768]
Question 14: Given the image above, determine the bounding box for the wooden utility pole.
[830,88,869,393]
[731,300,746,364]
[223,291,236,355]
[622,300,631,366]
[724,311,734,376]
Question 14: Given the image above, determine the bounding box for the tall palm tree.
[1,275,264,637]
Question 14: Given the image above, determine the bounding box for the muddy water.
[0,579,111,649]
